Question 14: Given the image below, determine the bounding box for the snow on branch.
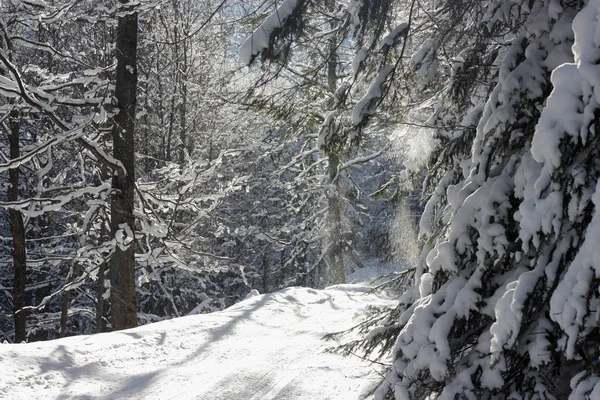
[533,0,600,365]
[331,148,387,184]
[411,39,438,80]
[239,0,301,65]
[11,36,73,60]
[0,49,125,173]
[0,183,111,217]
[22,0,47,8]
[338,148,386,172]
[380,22,408,50]
[352,65,394,126]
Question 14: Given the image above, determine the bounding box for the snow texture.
[0,284,395,400]
[352,65,394,125]
[379,1,600,398]
[352,48,368,77]
[239,0,300,65]
[411,39,438,80]
[529,5,600,398]
[381,23,409,49]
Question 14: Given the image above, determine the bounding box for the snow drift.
[0,284,396,400]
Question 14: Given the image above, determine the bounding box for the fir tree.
[238,0,600,398]
[373,1,600,399]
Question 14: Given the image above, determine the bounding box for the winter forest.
[3,0,600,398]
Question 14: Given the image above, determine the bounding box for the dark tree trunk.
[322,14,346,286]
[110,1,139,331]
[96,260,106,332]
[166,23,179,162]
[141,78,151,172]
[157,56,166,159]
[59,290,69,337]
[179,29,189,165]
[8,110,27,342]
[324,153,346,286]
[166,92,175,161]
[96,221,108,333]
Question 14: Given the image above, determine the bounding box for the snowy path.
[0,284,396,400]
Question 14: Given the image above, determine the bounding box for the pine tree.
[239,0,401,287]
[237,0,600,398]
[371,0,600,398]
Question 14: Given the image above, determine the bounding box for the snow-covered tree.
[238,0,600,398]
[367,0,600,398]
[239,0,402,287]
[0,0,121,340]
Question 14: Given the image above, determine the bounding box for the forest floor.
[0,269,399,400]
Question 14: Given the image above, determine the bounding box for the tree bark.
[96,221,108,333]
[59,290,69,337]
[322,10,346,286]
[324,153,346,286]
[8,110,27,342]
[166,23,179,162]
[110,1,139,331]
[179,23,189,165]
[96,260,106,332]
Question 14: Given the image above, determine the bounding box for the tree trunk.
[8,110,27,342]
[96,221,108,333]
[141,78,151,172]
[321,12,346,286]
[110,1,139,331]
[324,153,346,286]
[59,290,69,337]
[157,55,167,160]
[166,23,179,162]
[179,28,189,165]
[96,260,106,332]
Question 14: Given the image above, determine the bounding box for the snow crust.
[0,284,395,400]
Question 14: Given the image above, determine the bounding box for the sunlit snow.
[0,282,396,400]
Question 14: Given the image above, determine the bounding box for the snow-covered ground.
[0,283,397,400]
[347,260,404,284]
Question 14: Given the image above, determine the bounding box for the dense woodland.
[3,0,600,398]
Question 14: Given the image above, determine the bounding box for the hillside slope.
[0,283,396,400]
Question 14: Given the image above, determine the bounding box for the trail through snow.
[0,283,397,400]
